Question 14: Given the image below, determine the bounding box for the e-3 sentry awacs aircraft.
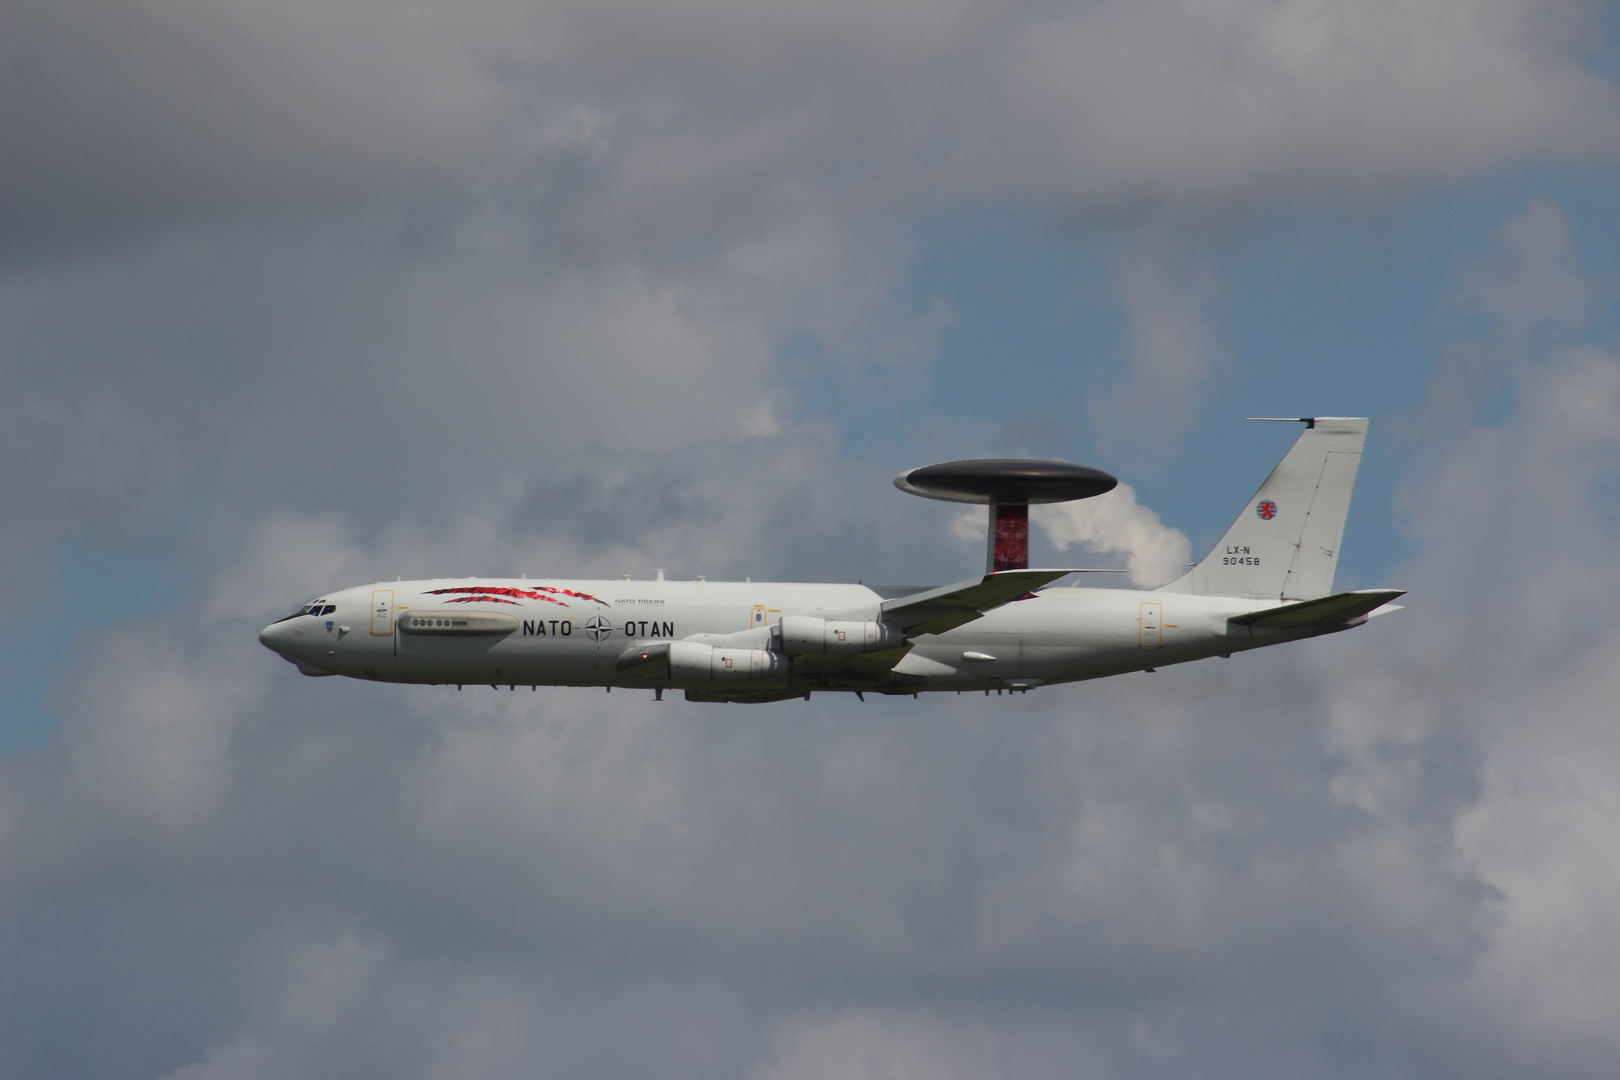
[260,418,1402,703]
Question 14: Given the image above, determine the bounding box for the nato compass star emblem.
[583,615,614,642]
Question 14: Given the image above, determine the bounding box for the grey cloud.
[956,0,1620,218]
[1454,199,1600,338]
[8,351,1620,1080]
[0,199,946,612]
[7,1,1616,524]
[0,0,513,256]
[7,5,1620,1077]
[1400,199,1608,450]
[747,1010,1002,1080]
[7,1,1617,259]
[1088,236,1228,466]
[28,304,1618,1071]
[0,583,1505,1078]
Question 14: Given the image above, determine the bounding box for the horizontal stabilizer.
[1228,589,1406,629]
[882,568,1076,636]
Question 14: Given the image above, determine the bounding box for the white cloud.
[1036,483,1193,587]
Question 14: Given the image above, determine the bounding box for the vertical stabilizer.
[1157,418,1367,601]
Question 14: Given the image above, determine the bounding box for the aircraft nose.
[259,620,292,655]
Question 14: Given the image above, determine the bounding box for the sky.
[4,1,1620,1077]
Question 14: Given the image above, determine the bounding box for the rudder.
[1157,418,1367,601]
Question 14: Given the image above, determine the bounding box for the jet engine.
[775,616,902,655]
[616,641,790,686]
[670,641,789,684]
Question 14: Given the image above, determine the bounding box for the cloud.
[0,201,945,612]
[749,1010,1002,1080]
[1089,237,1227,463]
[8,321,1620,1078]
[957,0,1619,218]
[6,0,1617,257]
[0,0,514,253]
[1454,199,1599,337]
[1303,213,1620,1071]
[1035,482,1193,587]
[6,0,1620,1073]
[1406,199,1606,443]
[7,1,1618,594]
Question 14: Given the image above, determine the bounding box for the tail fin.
[1157,418,1367,601]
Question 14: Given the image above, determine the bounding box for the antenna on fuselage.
[893,458,1117,573]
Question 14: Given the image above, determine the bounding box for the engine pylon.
[894,458,1117,573]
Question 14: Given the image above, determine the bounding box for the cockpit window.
[273,599,329,624]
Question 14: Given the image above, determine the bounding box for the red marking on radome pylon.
[992,503,1030,572]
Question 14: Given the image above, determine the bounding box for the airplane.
[259,418,1402,703]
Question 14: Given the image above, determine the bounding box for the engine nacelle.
[776,616,902,655]
[667,640,791,685]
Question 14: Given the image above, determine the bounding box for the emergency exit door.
[371,590,395,636]
[1138,602,1162,649]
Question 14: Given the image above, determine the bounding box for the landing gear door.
[371,590,396,636]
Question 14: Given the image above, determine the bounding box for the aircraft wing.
[881,568,1080,636]
[1227,589,1406,629]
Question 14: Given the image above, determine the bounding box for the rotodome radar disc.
[893,459,1118,505]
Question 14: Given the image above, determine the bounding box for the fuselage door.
[371,590,396,636]
[1139,602,1162,649]
[751,604,766,630]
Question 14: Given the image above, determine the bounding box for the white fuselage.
[258,576,1347,699]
